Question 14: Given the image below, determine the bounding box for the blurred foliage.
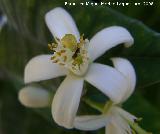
[0,0,160,134]
[92,0,160,33]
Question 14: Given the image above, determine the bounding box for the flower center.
[48,34,89,76]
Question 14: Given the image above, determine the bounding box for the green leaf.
[124,93,160,134]
[92,0,160,32]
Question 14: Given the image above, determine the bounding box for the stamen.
[56,52,61,56]
[61,50,66,53]
[48,43,58,51]
[51,56,56,60]
[63,56,67,62]
[54,60,59,63]
[49,34,89,76]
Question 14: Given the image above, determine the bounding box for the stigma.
[48,34,89,76]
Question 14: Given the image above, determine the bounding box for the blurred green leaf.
[124,93,160,134]
[92,0,160,32]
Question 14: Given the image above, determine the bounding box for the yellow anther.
[73,55,83,66]
[51,56,56,60]
[80,34,85,42]
[48,43,57,51]
[61,34,77,51]
[60,50,66,53]
[78,34,85,48]
[54,60,59,63]
[56,52,61,56]
[48,44,53,50]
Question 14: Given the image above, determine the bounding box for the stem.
[126,119,152,134]
[102,101,113,114]
[83,98,103,112]
[83,98,113,113]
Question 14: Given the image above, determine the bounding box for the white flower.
[18,7,134,129]
[74,106,137,134]
[74,58,137,133]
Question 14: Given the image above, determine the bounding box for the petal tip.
[18,86,50,108]
[111,57,136,102]
[45,7,79,39]
[51,102,74,129]
[110,26,134,47]
[89,26,134,61]
[45,7,64,20]
[24,61,32,84]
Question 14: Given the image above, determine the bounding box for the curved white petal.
[24,55,68,84]
[18,86,50,108]
[105,121,127,134]
[52,74,84,129]
[85,63,128,103]
[114,107,137,122]
[88,26,134,61]
[45,7,80,40]
[105,123,120,134]
[106,112,132,134]
[111,58,136,102]
[114,114,132,134]
[74,115,109,131]
[105,106,135,134]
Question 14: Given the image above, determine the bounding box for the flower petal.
[113,114,132,134]
[105,123,119,134]
[18,86,51,108]
[88,26,134,61]
[45,7,80,40]
[74,115,108,131]
[24,55,68,84]
[106,111,132,134]
[105,121,127,134]
[115,107,137,122]
[85,63,128,103]
[106,106,136,134]
[111,58,136,102]
[52,74,84,129]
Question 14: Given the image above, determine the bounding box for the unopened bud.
[18,86,51,108]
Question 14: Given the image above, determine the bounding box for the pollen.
[48,34,89,76]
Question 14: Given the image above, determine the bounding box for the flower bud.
[18,86,51,108]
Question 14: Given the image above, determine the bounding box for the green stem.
[83,98,103,112]
[102,101,113,114]
[126,119,152,134]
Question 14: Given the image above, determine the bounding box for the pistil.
[48,34,89,76]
